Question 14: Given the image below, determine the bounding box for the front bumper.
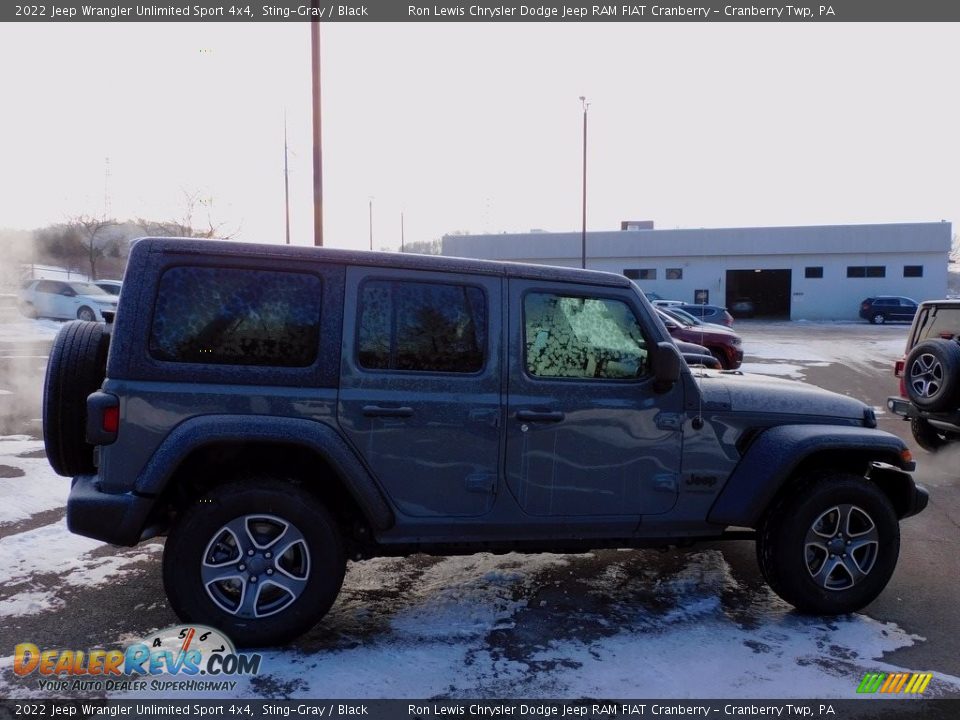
[67,474,155,546]
[904,482,930,519]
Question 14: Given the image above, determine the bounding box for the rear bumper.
[887,396,917,418]
[67,474,155,546]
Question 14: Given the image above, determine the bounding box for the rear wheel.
[910,417,952,452]
[76,306,96,322]
[871,313,886,325]
[42,321,109,476]
[757,473,899,615]
[163,479,346,647]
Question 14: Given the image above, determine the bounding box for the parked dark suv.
[43,238,927,646]
[859,296,918,325]
[888,299,960,450]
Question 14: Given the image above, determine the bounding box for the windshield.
[665,307,702,325]
[68,282,110,296]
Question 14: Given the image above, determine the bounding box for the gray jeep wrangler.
[43,238,928,647]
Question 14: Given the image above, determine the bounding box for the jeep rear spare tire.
[42,320,110,476]
[163,479,346,648]
[905,339,960,411]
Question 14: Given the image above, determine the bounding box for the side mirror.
[653,341,683,392]
[663,320,677,330]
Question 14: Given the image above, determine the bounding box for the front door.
[505,280,683,517]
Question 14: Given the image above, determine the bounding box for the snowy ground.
[1,318,959,701]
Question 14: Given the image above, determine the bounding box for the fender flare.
[134,415,395,531]
[707,424,912,528]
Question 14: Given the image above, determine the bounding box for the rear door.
[504,280,683,517]
[338,268,502,518]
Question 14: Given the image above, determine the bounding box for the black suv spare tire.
[43,321,110,476]
[904,338,960,412]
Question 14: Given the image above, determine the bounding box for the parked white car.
[19,279,118,322]
[94,280,123,296]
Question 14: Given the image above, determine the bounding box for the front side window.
[358,280,486,373]
[149,267,322,367]
[524,293,649,380]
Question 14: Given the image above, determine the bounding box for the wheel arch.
[708,424,914,528]
[137,416,395,538]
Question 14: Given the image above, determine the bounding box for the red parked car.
[656,307,743,369]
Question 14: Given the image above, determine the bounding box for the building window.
[904,265,923,278]
[805,266,824,279]
[665,268,683,280]
[623,268,656,280]
[847,266,886,278]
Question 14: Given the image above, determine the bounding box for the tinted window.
[805,266,823,279]
[904,265,923,278]
[524,293,649,380]
[149,267,322,367]
[623,268,656,280]
[847,266,886,278]
[358,280,486,373]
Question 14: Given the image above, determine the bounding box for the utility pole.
[401,211,405,252]
[283,111,291,245]
[310,13,323,246]
[368,197,374,250]
[579,96,589,270]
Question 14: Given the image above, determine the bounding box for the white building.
[441,222,951,320]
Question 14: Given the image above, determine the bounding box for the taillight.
[86,391,119,446]
[894,359,904,378]
[102,406,119,433]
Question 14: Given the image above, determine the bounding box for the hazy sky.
[1,22,958,251]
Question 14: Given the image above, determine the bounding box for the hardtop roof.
[135,237,632,288]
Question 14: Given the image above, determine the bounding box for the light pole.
[579,96,589,269]
[310,15,323,247]
[368,196,374,250]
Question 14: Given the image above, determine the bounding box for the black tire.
[910,417,952,453]
[871,313,885,325]
[709,347,730,369]
[163,479,346,648]
[42,321,109,477]
[76,305,97,322]
[756,473,899,615]
[904,339,960,411]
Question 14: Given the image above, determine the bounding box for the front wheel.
[77,306,97,322]
[163,479,346,647]
[756,473,899,615]
[871,313,886,325]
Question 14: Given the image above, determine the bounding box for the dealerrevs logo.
[13,625,262,693]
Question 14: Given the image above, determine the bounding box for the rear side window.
[358,280,486,373]
[149,267,322,367]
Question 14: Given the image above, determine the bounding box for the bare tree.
[67,215,117,281]
[138,189,237,240]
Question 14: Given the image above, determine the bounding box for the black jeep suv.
[43,238,927,646]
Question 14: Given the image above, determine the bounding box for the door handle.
[515,410,565,423]
[362,405,414,418]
